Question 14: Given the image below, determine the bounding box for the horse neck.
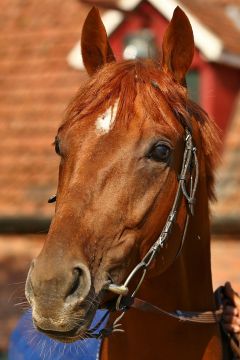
[101,158,222,360]
[139,170,215,313]
[101,177,221,360]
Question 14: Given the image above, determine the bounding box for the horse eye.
[148,144,171,162]
[54,137,61,156]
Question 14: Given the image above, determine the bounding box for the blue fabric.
[9,310,109,360]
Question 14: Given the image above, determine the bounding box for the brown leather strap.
[131,298,223,324]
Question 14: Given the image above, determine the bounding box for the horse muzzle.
[25,258,94,337]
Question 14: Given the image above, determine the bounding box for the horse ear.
[81,7,116,76]
[161,7,194,84]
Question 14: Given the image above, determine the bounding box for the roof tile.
[180,0,240,54]
[0,0,89,217]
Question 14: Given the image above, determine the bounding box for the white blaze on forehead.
[95,100,119,134]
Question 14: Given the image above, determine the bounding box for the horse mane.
[63,59,220,201]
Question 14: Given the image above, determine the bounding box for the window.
[186,70,200,103]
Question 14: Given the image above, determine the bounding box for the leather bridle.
[111,128,198,309]
[82,128,223,339]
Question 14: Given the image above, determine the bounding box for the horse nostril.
[67,267,83,298]
[64,264,91,305]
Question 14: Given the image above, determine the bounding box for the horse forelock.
[60,59,220,201]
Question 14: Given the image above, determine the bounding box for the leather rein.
[82,128,223,339]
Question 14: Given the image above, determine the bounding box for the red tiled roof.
[0,0,89,217]
[0,0,239,230]
[180,0,240,55]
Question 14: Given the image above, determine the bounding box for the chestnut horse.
[25,7,224,359]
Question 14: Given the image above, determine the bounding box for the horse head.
[25,7,219,345]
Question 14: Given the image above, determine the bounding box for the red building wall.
[109,1,240,136]
[110,2,169,58]
[201,63,240,134]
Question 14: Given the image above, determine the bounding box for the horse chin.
[37,323,92,343]
[34,303,98,343]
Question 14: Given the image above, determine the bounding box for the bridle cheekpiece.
[83,128,222,339]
